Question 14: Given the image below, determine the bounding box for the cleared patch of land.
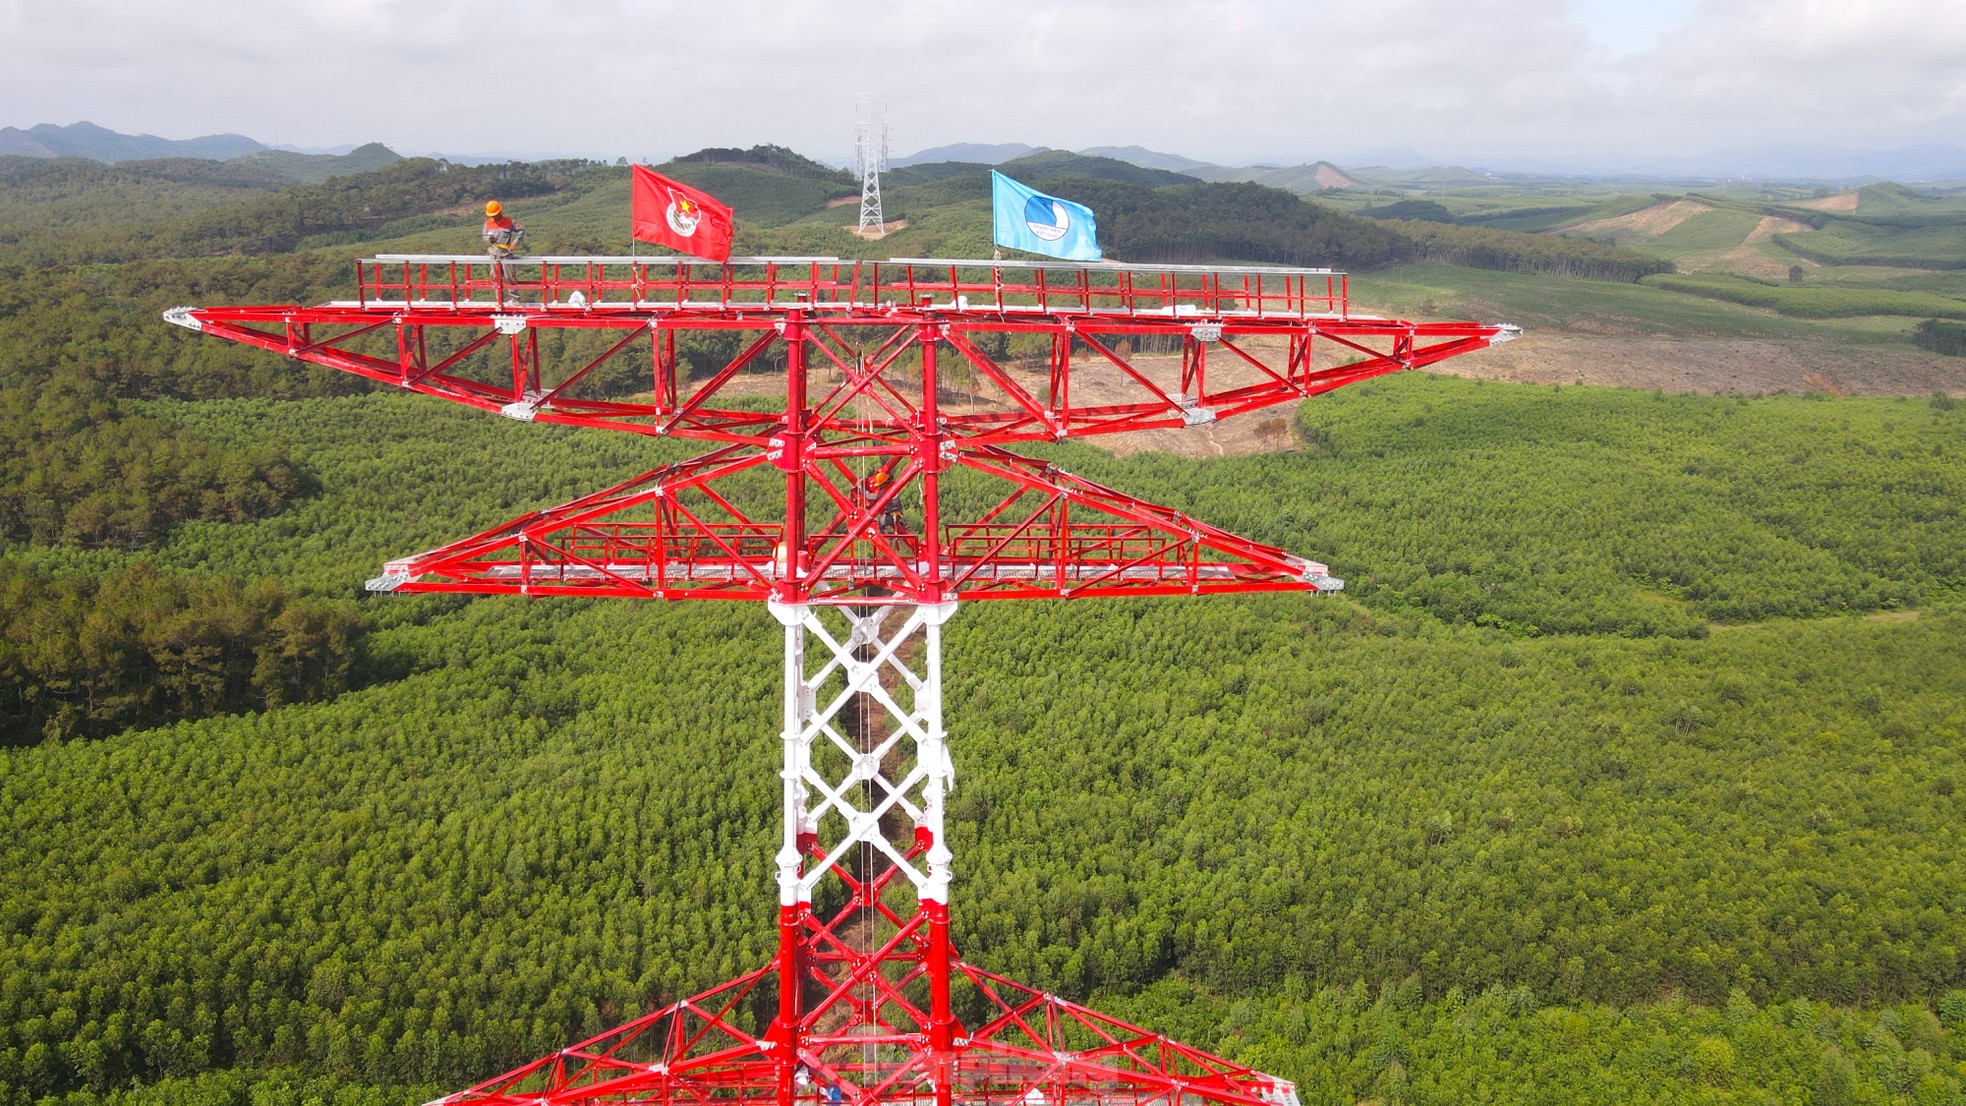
[1799,190,1862,212]
[1431,331,1966,397]
[844,218,909,237]
[1747,214,1814,245]
[1864,609,1922,623]
[1556,199,1711,242]
[1313,163,1359,189]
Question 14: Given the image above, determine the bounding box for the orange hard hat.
[484,200,503,216]
[869,469,890,487]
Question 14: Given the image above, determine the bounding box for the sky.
[2,0,1962,175]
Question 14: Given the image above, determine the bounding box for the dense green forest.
[4,382,1963,1106]
[2,149,1965,1106]
[1916,319,1966,357]
[0,560,361,742]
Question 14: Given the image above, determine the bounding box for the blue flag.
[992,171,1101,261]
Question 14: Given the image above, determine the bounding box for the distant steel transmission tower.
[855,95,887,237]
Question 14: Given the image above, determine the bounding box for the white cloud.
[1,0,1961,171]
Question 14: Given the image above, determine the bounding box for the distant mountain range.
[889,142,1047,168]
[891,139,1966,189]
[1070,146,1217,174]
[1187,162,1365,191]
[0,121,414,184]
[11,122,1964,194]
[0,121,265,161]
[890,142,1373,193]
[1618,143,1966,183]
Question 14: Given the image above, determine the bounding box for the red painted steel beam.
[436,949,1295,1106]
[363,439,1335,605]
[171,257,1513,606]
[181,303,1511,442]
[172,255,1516,452]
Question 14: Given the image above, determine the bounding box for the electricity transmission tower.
[855,96,888,237]
[168,253,1516,1106]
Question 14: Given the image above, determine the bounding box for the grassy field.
[1645,207,1764,253]
[1776,219,1966,269]
[1349,260,1920,344]
[1641,273,1966,320]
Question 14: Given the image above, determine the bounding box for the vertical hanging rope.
[856,610,878,1082]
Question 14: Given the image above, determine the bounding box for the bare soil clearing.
[1747,215,1813,243]
[1557,199,1711,241]
[844,219,908,238]
[1799,191,1862,213]
[1434,331,1966,399]
[1315,164,1361,189]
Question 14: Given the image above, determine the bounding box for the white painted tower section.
[768,602,956,908]
[855,96,889,238]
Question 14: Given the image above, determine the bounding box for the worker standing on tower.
[482,200,525,303]
[863,468,904,534]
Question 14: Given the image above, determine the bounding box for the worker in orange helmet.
[482,200,525,303]
[863,468,904,534]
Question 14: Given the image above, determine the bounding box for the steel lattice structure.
[168,253,1515,1106]
[854,98,888,238]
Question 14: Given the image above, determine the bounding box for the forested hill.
[0,157,584,266]
[1,146,1963,1106]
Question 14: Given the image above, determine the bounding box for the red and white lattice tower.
[168,253,1515,1106]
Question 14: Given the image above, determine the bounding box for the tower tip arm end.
[162,306,203,333]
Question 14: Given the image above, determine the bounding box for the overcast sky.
[2,0,1962,173]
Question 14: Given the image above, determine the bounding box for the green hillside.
[225,143,405,185]
[1647,207,1764,253]
[2,148,1965,1106]
[0,158,288,255]
[1855,181,1966,219]
[1775,220,1966,270]
[997,150,1201,187]
[660,145,857,227]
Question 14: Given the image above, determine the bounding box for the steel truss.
[436,603,1298,1106]
[855,97,888,237]
[169,255,1514,1106]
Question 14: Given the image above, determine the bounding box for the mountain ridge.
[890,142,1046,168]
[7,121,266,162]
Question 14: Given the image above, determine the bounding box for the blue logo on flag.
[993,171,1101,261]
[1025,195,1070,241]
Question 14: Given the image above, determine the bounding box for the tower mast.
[855,95,888,237]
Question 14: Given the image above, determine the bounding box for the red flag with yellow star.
[631,165,735,262]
